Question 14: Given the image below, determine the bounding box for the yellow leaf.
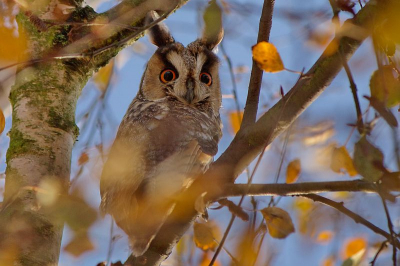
[321,256,335,266]
[343,237,367,259]
[229,111,243,134]
[316,230,334,243]
[261,207,295,239]
[330,146,357,177]
[199,252,221,266]
[286,159,301,183]
[193,222,218,251]
[93,59,114,92]
[64,232,94,257]
[0,24,28,62]
[0,244,19,266]
[0,108,5,134]
[252,42,284,73]
[370,66,400,108]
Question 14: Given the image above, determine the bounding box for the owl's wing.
[99,122,147,217]
[127,139,212,256]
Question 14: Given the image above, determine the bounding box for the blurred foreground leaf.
[0,108,5,134]
[369,67,400,108]
[0,24,28,62]
[64,232,94,257]
[93,59,114,92]
[229,111,243,134]
[316,230,334,244]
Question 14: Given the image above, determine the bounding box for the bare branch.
[220,180,383,198]
[241,0,275,129]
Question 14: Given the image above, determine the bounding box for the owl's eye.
[200,72,212,86]
[160,69,177,83]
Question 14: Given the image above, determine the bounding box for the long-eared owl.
[100,11,223,256]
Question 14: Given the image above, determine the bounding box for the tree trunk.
[0,0,189,264]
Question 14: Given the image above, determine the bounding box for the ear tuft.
[146,11,175,47]
[201,0,224,50]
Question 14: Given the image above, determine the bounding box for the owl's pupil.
[163,71,174,81]
[201,74,211,84]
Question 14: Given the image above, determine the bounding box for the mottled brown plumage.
[100,11,223,256]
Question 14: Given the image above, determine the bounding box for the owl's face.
[139,17,223,117]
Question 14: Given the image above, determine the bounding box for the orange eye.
[200,72,212,86]
[160,69,177,83]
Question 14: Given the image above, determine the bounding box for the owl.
[100,12,223,257]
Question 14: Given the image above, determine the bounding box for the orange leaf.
[261,207,295,239]
[286,159,301,183]
[0,24,28,62]
[229,111,243,134]
[0,108,5,134]
[316,230,334,243]
[252,42,284,73]
[199,252,221,266]
[321,256,335,266]
[343,237,367,259]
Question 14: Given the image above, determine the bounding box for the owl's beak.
[185,78,195,103]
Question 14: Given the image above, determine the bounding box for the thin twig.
[268,125,292,207]
[301,194,400,249]
[370,241,388,266]
[220,180,388,199]
[106,221,115,266]
[340,51,364,134]
[241,0,275,129]
[378,188,398,266]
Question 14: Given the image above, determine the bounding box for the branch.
[219,180,382,198]
[241,0,275,128]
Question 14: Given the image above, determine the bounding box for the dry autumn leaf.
[343,237,367,259]
[353,136,385,182]
[261,207,295,239]
[330,146,357,177]
[0,108,5,134]
[370,67,400,108]
[93,59,114,92]
[229,111,243,134]
[252,42,284,73]
[286,159,301,183]
[193,222,217,251]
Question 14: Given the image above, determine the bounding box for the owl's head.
[138,12,223,116]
